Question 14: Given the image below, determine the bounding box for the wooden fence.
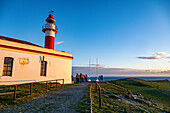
[0,79,64,100]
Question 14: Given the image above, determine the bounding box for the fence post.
[63,79,64,84]
[96,81,98,92]
[13,84,17,100]
[90,84,93,113]
[30,82,33,95]
[99,87,102,108]
[46,81,48,91]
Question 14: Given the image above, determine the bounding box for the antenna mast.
[88,59,91,82]
[96,58,99,82]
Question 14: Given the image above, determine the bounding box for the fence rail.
[0,79,64,88]
[0,79,64,100]
[95,82,150,113]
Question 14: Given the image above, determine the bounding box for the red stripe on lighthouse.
[45,36,54,49]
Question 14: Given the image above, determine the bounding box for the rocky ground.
[0,82,90,113]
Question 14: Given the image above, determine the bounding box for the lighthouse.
[42,13,58,49]
[0,11,73,85]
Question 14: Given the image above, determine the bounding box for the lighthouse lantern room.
[42,13,58,49]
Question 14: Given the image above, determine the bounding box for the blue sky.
[1,0,170,73]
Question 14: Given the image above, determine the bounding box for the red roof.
[0,36,41,47]
[48,14,54,19]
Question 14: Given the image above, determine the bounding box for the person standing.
[72,75,74,82]
[101,75,103,82]
[76,73,80,83]
[85,74,88,82]
[80,73,84,82]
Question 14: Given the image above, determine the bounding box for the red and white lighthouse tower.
[42,13,58,49]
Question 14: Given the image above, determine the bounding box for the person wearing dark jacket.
[76,73,80,83]
[80,73,84,82]
[84,74,88,82]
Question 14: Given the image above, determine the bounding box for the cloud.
[74,64,105,67]
[156,52,166,56]
[137,56,160,60]
[56,41,64,44]
[156,52,169,57]
[72,66,167,76]
[90,64,105,67]
[137,52,170,60]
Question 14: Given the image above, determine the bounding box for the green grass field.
[112,78,170,111]
[91,78,170,112]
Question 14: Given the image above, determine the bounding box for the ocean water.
[86,76,170,81]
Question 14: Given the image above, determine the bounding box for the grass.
[0,82,72,109]
[2,79,169,112]
[112,78,170,111]
[91,81,165,113]
[76,85,91,113]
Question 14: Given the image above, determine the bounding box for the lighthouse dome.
[48,14,54,19]
[46,14,56,23]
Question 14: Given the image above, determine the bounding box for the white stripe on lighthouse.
[45,24,55,29]
[45,31,55,37]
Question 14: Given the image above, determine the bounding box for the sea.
[85,76,170,81]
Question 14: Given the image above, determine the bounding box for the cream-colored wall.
[0,49,72,85]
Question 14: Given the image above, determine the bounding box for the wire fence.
[91,82,150,113]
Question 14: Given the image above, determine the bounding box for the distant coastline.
[88,76,170,81]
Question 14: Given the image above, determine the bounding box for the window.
[47,19,54,24]
[3,57,14,76]
[40,61,47,76]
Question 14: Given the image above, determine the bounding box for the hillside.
[91,78,170,112]
[112,78,170,111]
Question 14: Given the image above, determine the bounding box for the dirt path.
[1,83,90,113]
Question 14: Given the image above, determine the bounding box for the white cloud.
[156,52,166,55]
[90,64,105,67]
[156,52,169,57]
[137,52,170,60]
[74,64,105,67]
[72,66,167,76]
[137,56,160,60]
[56,41,64,44]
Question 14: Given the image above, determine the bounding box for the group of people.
[72,73,88,83]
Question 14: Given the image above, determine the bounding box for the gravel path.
[1,83,90,113]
